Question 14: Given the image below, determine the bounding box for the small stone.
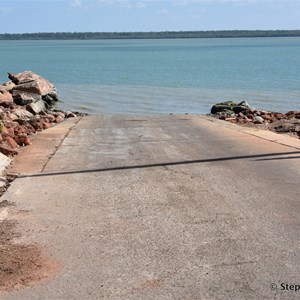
[225,117,237,122]
[55,115,64,123]
[253,116,264,124]
[47,114,56,122]
[66,111,77,118]
[42,121,51,129]
[56,111,65,118]
[238,101,250,107]
[14,134,31,146]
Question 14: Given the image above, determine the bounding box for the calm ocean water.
[0,38,299,114]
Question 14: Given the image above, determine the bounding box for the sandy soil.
[0,200,58,292]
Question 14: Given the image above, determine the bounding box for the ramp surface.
[1,115,300,300]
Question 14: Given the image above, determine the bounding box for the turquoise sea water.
[0,37,299,114]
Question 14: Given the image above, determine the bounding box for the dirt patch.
[0,219,58,292]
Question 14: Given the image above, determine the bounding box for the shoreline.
[2,30,300,40]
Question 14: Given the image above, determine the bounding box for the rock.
[232,105,250,114]
[9,71,59,108]
[211,101,236,114]
[225,117,237,121]
[274,113,284,120]
[12,91,42,105]
[0,90,13,103]
[42,94,58,107]
[14,134,31,146]
[47,114,56,122]
[211,101,250,115]
[28,118,44,131]
[262,114,274,122]
[10,108,34,119]
[0,71,82,156]
[253,116,264,124]
[4,136,18,149]
[26,99,46,115]
[1,81,15,92]
[42,120,51,129]
[0,144,18,156]
[286,111,298,117]
[66,111,77,118]
[55,115,64,123]
[238,101,250,108]
[274,124,294,133]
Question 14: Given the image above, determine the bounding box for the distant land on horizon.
[1,30,300,40]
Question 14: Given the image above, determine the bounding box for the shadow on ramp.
[16,151,300,178]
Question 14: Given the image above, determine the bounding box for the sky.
[0,0,299,33]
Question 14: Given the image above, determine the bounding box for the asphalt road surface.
[1,115,300,300]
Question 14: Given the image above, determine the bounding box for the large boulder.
[8,71,59,108]
[211,101,251,115]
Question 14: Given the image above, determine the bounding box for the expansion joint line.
[41,116,84,173]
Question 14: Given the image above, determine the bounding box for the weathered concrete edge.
[199,115,300,150]
[7,116,83,176]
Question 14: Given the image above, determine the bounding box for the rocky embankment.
[210,101,300,139]
[0,71,84,157]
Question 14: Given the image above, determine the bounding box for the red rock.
[274,113,284,120]
[0,90,13,103]
[14,134,31,146]
[14,125,27,136]
[0,144,18,156]
[1,127,11,137]
[262,115,274,122]
[286,111,299,117]
[4,136,18,149]
[56,112,65,118]
[23,123,36,135]
[55,115,64,123]
[47,114,56,122]
[42,121,51,129]
[9,103,17,110]
[1,81,15,92]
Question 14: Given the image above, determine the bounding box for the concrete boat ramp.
[1,115,300,300]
